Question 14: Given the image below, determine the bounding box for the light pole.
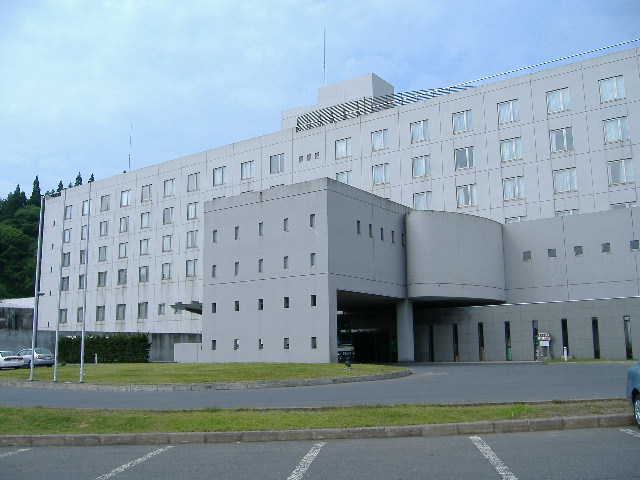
[28,195,45,382]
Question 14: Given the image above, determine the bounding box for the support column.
[396,299,415,362]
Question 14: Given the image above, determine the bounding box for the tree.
[29,176,41,206]
[3,185,27,217]
[75,172,83,186]
[57,181,64,193]
[68,182,73,188]
[88,173,95,183]
[0,223,35,298]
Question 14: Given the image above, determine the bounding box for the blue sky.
[0,0,639,196]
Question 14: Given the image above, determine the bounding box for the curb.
[0,414,633,447]
[0,369,410,392]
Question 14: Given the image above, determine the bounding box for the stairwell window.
[186,259,197,277]
[140,211,150,229]
[141,184,152,203]
[117,268,127,285]
[336,170,352,185]
[550,127,574,153]
[118,242,127,259]
[163,178,175,197]
[163,207,174,225]
[82,199,90,216]
[100,195,110,212]
[413,192,431,210]
[120,190,131,207]
[139,266,149,283]
[64,205,72,220]
[162,262,172,280]
[240,161,255,180]
[99,220,109,236]
[139,238,150,255]
[162,235,172,252]
[98,246,107,262]
[187,202,198,220]
[119,216,129,233]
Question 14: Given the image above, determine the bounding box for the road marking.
[0,448,30,459]
[286,442,326,480]
[469,436,518,480]
[94,445,174,480]
[620,428,640,439]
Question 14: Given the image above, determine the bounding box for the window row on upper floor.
[521,237,640,262]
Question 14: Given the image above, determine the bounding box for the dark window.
[452,324,459,362]
[573,245,583,256]
[602,242,611,253]
[356,220,361,234]
[311,336,317,349]
[561,318,569,356]
[380,227,384,241]
[258,338,264,350]
[284,337,290,350]
[234,300,240,311]
[592,317,600,359]
[258,298,264,310]
[233,338,239,350]
[283,218,289,232]
[547,248,557,258]
[211,339,216,350]
[532,319,539,361]
[310,294,317,307]
[258,222,263,236]
[505,321,512,361]
[478,322,485,361]
[234,225,239,240]
[624,315,633,360]
[211,302,217,313]
[309,214,316,227]
[368,224,373,238]
[283,297,290,309]
[631,239,639,251]
[523,250,532,261]
[391,230,395,243]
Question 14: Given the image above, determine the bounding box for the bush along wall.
[58,333,150,363]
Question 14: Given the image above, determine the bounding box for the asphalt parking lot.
[0,363,632,410]
[2,427,639,479]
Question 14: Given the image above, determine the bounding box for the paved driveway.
[0,363,631,410]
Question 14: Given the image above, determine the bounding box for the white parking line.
[620,428,640,439]
[469,436,518,480]
[286,442,326,480]
[94,445,175,480]
[0,448,31,459]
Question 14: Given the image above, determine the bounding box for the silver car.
[0,350,26,369]
[627,362,640,428]
[15,348,54,367]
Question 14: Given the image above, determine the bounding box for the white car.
[0,350,26,369]
[15,348,54,367]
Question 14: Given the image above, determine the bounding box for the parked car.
[15,348,54,367]
[0,351,26,369]
[627,362,640,428]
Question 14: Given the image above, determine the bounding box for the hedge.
[58,334,150,363]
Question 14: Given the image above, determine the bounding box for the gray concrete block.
[528,417,563,432]
[598,413,635,427]
[99,434,137,446]
[383,425,422,438]
[0,436,31,447]
[132,433,170,445]
[456,421,495,435]
[274,429,312,441]
[562,416,600,430]
[493,420,530,433]
[30,435,66,447]
[421,423,459,437]
[203,431,242,443]
[240,430,281,442]
[165,432,206,444]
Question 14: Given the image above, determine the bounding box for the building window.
[212,229,218,243]
[161,262,171,280]
[140,212,150,229]
[233,339,239,350]
[630,240,640,251]
[140,184,152,203]
[187,172,200,192]
[211,339,217,350]
[356,220,361,235]
[96,306,105,322]
[371,129,389,151]
[98,246,107,262]
[310,252,316,266]
[63,229,71,243]
[391,230,395,243]
[61,252,71,267]
[336,170,352,185]
[574,245,583,256]
[283,337,290,349]
[80,224,88,240]
[604,117,630,144]
[505,216,526,223]
[59,309,68,325]
[211,264,217,277]
[269,153,285,174]
[283,297,290,309]
[186,230,198,248]
[523,250,532,261]
[550,127,574,153]
[60,276,69,291]
[413,191,431,210]
[187,202,198,220]
[410,120,427,143]
[547,248,557,258]
[283,217,289,232]
[456,184,477,207]
[500,137,522,162]
[412,155,429,178]
[186,259,197,277]
[99,220,109,236]
[503,176,524,201]
[157,303,165,315]
[234,261,239,276]
[234,301,240,312]
[258,258,263,273]
[315,152,320,160]
[137,302,148,320]
[298,155,303,163]
[498,99,519,125]
[82,199,90,216]
[117,268,127,286]
[116,304,126,321]
[602,242,611,253]
[118,242,127,259]
[100,195,110,212]
[79,249,86,265]
[454,146,474,170]
[119,216,129,233]
[162,235,172,252]
[310,294,317,307]
[546,87,570,114]
[258,298,264,311]
[283,256,289,269]
[163,178,175,197]
[309,213,316,228]
[452,110,472,134]
[211,303,216,314]
[372,163,390,185]
[368,223,373,238]
[64,205,72,220]
[311,336,317,349]
[240,161,255,180]
[163,207,174,225]
[139,266,149,283]
[599,75,625,103]
[608,158,634,185]
[258,222,263,237]
[120,190,131,207]
[555,209,579,217]
[234,225,239,240]
[213,167,226,186]
[335,137,352,159]
[97,271,107,287]
[78,274,86,290]
[553,168,577,193]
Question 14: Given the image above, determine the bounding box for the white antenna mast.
[323,27,326,85]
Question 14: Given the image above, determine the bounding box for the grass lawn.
[0,362,405,385]
[0,400,628,435]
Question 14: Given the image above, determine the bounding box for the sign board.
[537,332,551,347]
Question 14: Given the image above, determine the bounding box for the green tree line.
[0,173,94,299]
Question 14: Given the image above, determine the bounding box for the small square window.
[211,264,217,278]
[310,253,316,267]
[258,258,263,273]
[283,337,290,350]
[356,220,361,235]
[233,339,239,351]
[258,338,264,350]
[283,218,289,232]
[211,302,217,313]
[298,155,304,163]
[234,261,239,276]
[234,300,240,311]
[630,240,639,251]
[601,242,611,253]
[211,339,217,350]
[523,250,532,261]
[547,248,557,258]
[258,298,264,310]
[311,336,318,349]
[574,246,583,256]
[234,225,239,240]
[310,294,317,307]
[309,214,316,228]
[283,296,290,309]
[283,256,289,269]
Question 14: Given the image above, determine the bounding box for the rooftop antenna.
[323,27,326,85]
[128,122,133,171]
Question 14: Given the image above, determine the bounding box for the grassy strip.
[544,359,637,364]
[0,363,404,385]
[0,400,628,435]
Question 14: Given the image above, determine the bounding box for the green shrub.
[58,333,150,363]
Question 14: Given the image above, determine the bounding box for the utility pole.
[28,195,45,381]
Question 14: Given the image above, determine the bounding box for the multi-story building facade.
[38,46,640,361]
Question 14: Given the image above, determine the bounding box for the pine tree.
[57,181,64,193]
[88,173,95,183]
[68,182,73,188]
[29,176,41,205]
[75,172,83,186]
